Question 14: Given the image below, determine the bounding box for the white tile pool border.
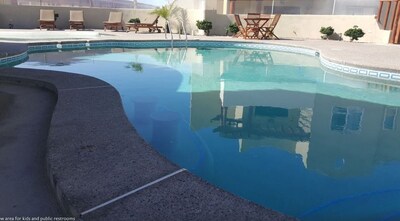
[1,40,399,83]
[320,56,400,82]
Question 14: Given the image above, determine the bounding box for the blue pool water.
[15,47,400,221]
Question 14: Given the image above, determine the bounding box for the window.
[255,106,288,117]
[331,106,363,133]
[383,107,397,130]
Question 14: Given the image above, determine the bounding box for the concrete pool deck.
[1,31,400,220]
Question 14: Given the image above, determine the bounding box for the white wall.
[274,15,390,43]
[205,11,391,43]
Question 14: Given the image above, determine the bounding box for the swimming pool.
[14,44,400,221]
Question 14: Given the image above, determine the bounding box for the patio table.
[244,17,271,39]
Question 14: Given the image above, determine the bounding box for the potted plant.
[226,23,239,36]
[320,26,334,39]
[196,20,212,36]
[344,25,365,41]
[129,18,141,23]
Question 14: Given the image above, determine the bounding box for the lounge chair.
[261,14,281,39]
[103,11,123,31]
[234,14,257,39]
[39,9,56,30]
[69,10,85,30]
[125,16,163,33]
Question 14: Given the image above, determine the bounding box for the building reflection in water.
[190,47,400,178]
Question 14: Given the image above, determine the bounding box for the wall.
[0,5,204,33]
[0,4,391,43]
[274,15,390,43]
[205,11,391,43]
[0,5,141,29]
[308,93,400,177]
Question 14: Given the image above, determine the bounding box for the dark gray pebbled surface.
[84,171,298,221]
[0,66,297,220]
[48,87,180,211]
[0,82,60,216]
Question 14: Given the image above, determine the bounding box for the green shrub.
[196,20,212,36]
[344,25,365,41]
[226,23,239,35]
[129,18,141,23]
[320,26,334,36]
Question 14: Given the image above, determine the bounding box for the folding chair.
[234,14,258,39]
[262,14,281,39]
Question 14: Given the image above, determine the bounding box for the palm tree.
[151,0,178,37]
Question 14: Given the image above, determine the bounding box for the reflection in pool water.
[15,47,400,221]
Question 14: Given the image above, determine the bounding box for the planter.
[197,30,205,36]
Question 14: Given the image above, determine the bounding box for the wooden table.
[244,17,271,39]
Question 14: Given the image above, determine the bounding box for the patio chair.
[246,13,261,29]
[247,13,261,18]
[262,14,281,39]
[103,11,123,31]
[125,16,163,33]
[69,10,85,30]
[234,14,257,39]
[39,9,56,30]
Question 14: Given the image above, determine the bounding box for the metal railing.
[178,20,188,45]
[228,0,378,15]
[377,0,400,43]
[165,20,188,48]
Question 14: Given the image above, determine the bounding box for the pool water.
[16,47,400,221]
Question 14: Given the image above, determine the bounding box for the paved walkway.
[0,83,60,217]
